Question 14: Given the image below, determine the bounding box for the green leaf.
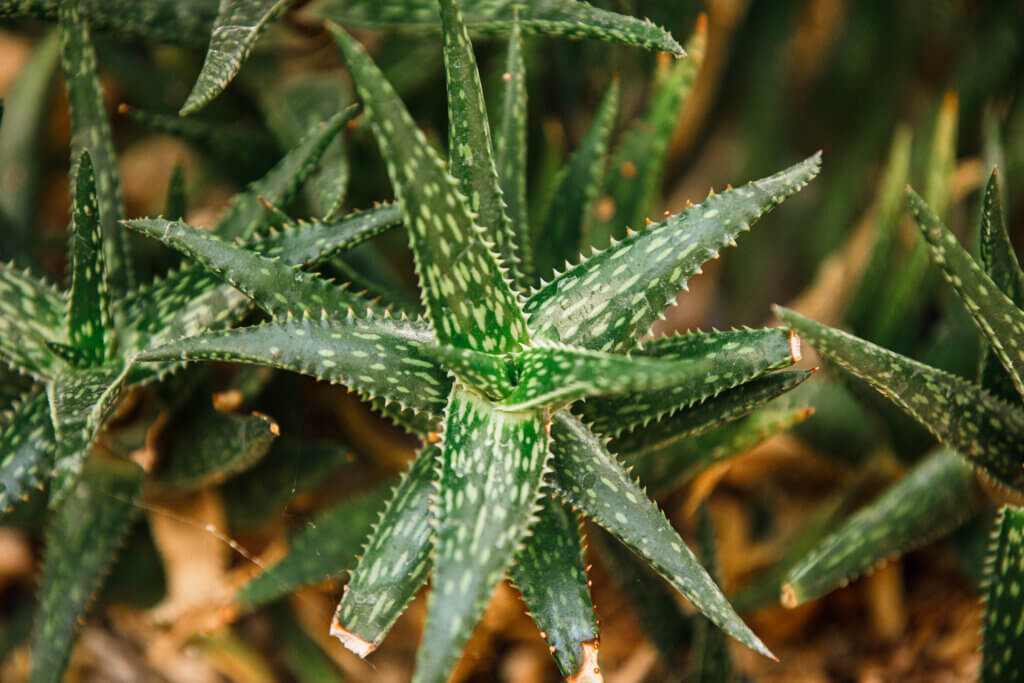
[414,388,549,683]
[776,306,1024,491]
[782,449,983,607]
[909,188,1024,402]
[688,504,734,683]
[180,0,292,115]
[331,23,529,354]
[439,0,518,284]
[224,437,354,530]
[46,363,131,504]
[311,0,684,56]
[234,481,388,610]
[155,407,278,491]
[164,162,187,221]
[135,318,449,428]
[981,505,1024,683]
[66,152,111,365]
[331,445,435,656]
[586,18,705,247]
[527,153,821,353]
[509,496,599,680]
[609,370,813,461]
[421,344,514,401]
[0,29,60,249]
[495,17,530,283]
[536,78,618,282]
[549,412,772,659]
[0,0,219,45]
[0,263,65,379]
[59,0,131,293]
[579,327,802,437]
[0,388,56,515]
[28,454,143,683]
[630,400,814,498]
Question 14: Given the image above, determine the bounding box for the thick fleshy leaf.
[46,363,131,503]
[0,388,56,514]
[586,17,705,247]
[180,0,292,115]
[224,437,354,529]
[66,152,111,364]
[549,412,772,659]
[440,0,517,282]
[331,446,435,657]
[0,29,60,250]
[978,169,1024,403]
[125,216,382,320]
[527,154,821,353]
[234,482,389,610]
[0,263,65,379]
[687,505,733,683]
[610,370,813,461]
[165,162,187,221]
[495,17,529,283]
[59,0,131,293]
[414,388,549,683]
[981,505,1024,683]
[909,187,1024,402]
[155,408,278,491]
[331,24,529,354]
[28,455,143,683]
[580,327,802,436]
[536,78,618,282]
[776,306,1024,491]
[782,449,983,607]
[421,344,513,401]
[0,0,219,45]
[509,496,599,680]
[310,0,684,56]
[630,400,814,498]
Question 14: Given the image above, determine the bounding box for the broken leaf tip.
[330,616,376,658]
[567,640,603,682]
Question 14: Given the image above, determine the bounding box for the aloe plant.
[775,168,1024,676]
[129,2,820,679]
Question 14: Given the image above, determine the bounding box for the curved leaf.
[0,388,56,514]
[981,505,1024,683]
[495,17,529,283]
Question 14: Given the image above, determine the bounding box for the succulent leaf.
[66,152,111,365]
[782,449,983,607]
[46,363,131,504]
[331,23,529,353]
[579,327,802,436]
[311,0,684,56]
[526,153,821,353]
[135,318,449,428]
[234,482,389,610]
[439,0,518,283]
[549,412,773,659]
[509,496,599,680]
[28,455,143,683]
[687,505,734,683]
[0,263,65,379]
[181,0,292,115]
[332,445,436,656]
[0,0,219,44]
[537,78,618,281]
[0,389,56,515]
[981,505,1024,683]
[59,0,131,293]
[414,388,549,683]
[495,17,530,283]
[908,187,1024,403]
[776,306,1024,491]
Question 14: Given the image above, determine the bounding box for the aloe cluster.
[124,0,825,678]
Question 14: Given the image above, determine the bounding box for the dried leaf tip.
[780,583,799,609]
[567,641,603,682]
[330,617,376,658]
[789,331,802,362]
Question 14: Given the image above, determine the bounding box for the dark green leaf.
[0,388,56,515]
[509,496,599,680]
[782,449,983,607]
[981,505,1024,683]
[331,446,435,656]
[550,412,772,659]
[311,0,684,56]
[687,504,734,683]
[181,0,292,115]
[164,162,187,221]
[527,154,821,353]
[28,455,143,683]
[0,263,64,379]
[331,24,529,354]
[495,17,530,283]
[66,151,111,365]
[776,306,1024,491]
[414,388,549,683]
